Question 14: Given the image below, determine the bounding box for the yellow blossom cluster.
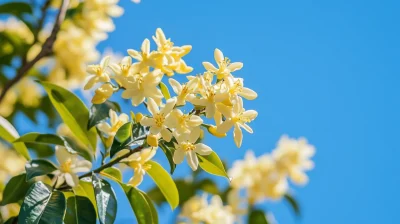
[90,28,259,185]
[228,135,315,206]
[179,194,235,224]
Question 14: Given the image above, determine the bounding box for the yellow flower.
[173,128,212,171]
[51,146,92,188]
[167,109,203,135]
[168,78,197,106]
[109,56,137,86]
[216,97,258,148]
[202,48,243,79]
[127,38,157,71]
[92,83,114,104]
[121,147,156,187]
[273,135,315,185]
[0,89,17,117]
[225,77,257,101]
[97,109,129,137]
[140,97,177,142]
[85,56,111,90]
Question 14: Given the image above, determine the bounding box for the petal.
[109,63,122,74]
[100,56,110,68]
[140,147,156,162]
[216,103,232,118]
[205,104,215,118]
[128,173,144,187]
[187,151,199,171]
[72,161,92,173]
[240,87,258,100]
[140,117,155,126]
[202,62,218,72]
[187,115,203,127]
[55,146,72,164]
[233,124,243,148]
[194,143,212,155]
[290,168,309,185]
[150,126,162,134]
[121,56,132,66]
[141,39,150,54]
[242,110,258,121]
[227,62,243,72]
[97,122,111,134]
[84,76,98,90]
[173,149,185,164]
[240,123,253,133]
[214,48,224,63]
[189,127,201,143]
[127,49,142,61]
[160,97,176,114]
[160,128,172,142]
[109,109,118,125]
[147,98,159,115]
[55,175,65,188]
[65,173,79,187]
[155,28,167,46]
[216,120,234,134]
[119,113,130,123]
[168,78,182,94]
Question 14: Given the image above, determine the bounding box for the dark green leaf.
[4,216,18,224]
[284,193,301,217]
[25,159,57,181]
[110,122,148,158]
[100,167,122,182]
[1,174,30,205]
[197,152,229,178]
[92,175,117,224]
[73,179,97,215]
[19,182,66,224]
[16,133,64,145]
[65,196,97,224]
[26,143,55,157]
[87,100,121,130]
[145,161,179,209]
[248,209,269,224]
[40,82,97,151]
[0,2,32,17]
[159,141,176,174]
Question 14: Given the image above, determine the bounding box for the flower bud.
[208,125,227,138]
[135,112,143,122]
[147,134,158,147]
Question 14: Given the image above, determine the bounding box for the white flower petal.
[214,48,224,63]
[65,173,79,187]
[216,120,234,134]
[161,97,176,114]
[147,98,159,115]
[173,149,185,164]
[227,62,243,72]
[233,124,243,148]
[202,62,218,72]
[187,151,199,171]
[160,128,172,142]
[240,87,258,100]
[194,143,212,155]
[140,117,155,126]
[168,78,182,94]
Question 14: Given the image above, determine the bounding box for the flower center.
[111,120,124,132]
[219,57,231,69]
[181,142,196,152]
[161,39,174,52]
[154,113,165,127]
[60,159,72,173]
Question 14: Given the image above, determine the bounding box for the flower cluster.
[229,135,315,205]
[179,194,235,224]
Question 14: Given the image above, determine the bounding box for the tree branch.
[0,0,69,104]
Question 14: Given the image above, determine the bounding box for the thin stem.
[0,0,69,104]
[34,0,51,43]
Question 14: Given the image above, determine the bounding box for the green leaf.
[73,179,98,215]
[197,152,229,178]
[158,82,170,99]
[195,178,219,194]
[92,175,117,224]
[284,193,301,217]
[40,82,97,151]
[0,116,30,160]
[248,209,269,224]
[25,159,57,181]
[159,141,176,174]
[110,122,148,158]
[16,133,65,145]
[145,160,179,209]
[1,174,30,205]
[141,190,159,224]
[121,184,158,224]
[147,179,195,206]
[26,143,55,157]
[4,216,18,224]
[87,100,121,130]
[0,2,32,17]
[65,196,97,224]
[19,182,66,224]
[101,167,122,182]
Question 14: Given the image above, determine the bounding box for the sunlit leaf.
[1,174,30,206]
[147,179,195,206]
[0,116,30,160]
[159,82,170,99]
[159,141,176,174]
[92,175,117,224]
[100,167,122,182]
[110,122,148,158]
[73,179,98,215]
[87,100,121,130]
[64,195,97,224]
[197,152,229,178]
[145,160,179,209]
[25,159,57,181]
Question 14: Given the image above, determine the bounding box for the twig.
[0,0,70,104]
[34,0,51,44]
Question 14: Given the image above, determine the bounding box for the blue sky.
[14,0,400,223]
[97,0,400,223]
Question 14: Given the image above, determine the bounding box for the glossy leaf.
[197,151,229,178]
[0,116,30,160]
[65,196,97,224]
[1,174,30,205]
[110,122,148,158]
[92,175,117,224]
[159,141,176,174]
[0,2,32,16]
[87,100,121,130]
[145,160,179,209]
[284,193,301,217]
[73,179,98,215]
[26,143,55,157]
[248,209,269,224]
[159,82,170,99]
[19,182,66,224]
[15,133,64,145]
[101,167,122,182]
[25,159,57,181]
[40,82,97,151]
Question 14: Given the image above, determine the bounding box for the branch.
[0,0,69,104]
[34,0,51,44]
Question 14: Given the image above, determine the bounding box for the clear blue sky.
[17,0,400,223]
[101,0,400,223]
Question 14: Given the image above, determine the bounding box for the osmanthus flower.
[52,146,92,188]
[189,75,229,118]
[127,38,158,71]
[202,48,243,80]
[172,128,213,171]
[180,194,208,223]
[225,76,258,101]
[97,109,129,137]
[216,97,258,148]
[92,83,114,104]
[168,78,197,106]
[167,109,203,134]
[229,151,261,189]
[84,56,111,90]
[272,135,315,185]
[140,97,177,142]
[120,147,156,187]
[109,56,137,86]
